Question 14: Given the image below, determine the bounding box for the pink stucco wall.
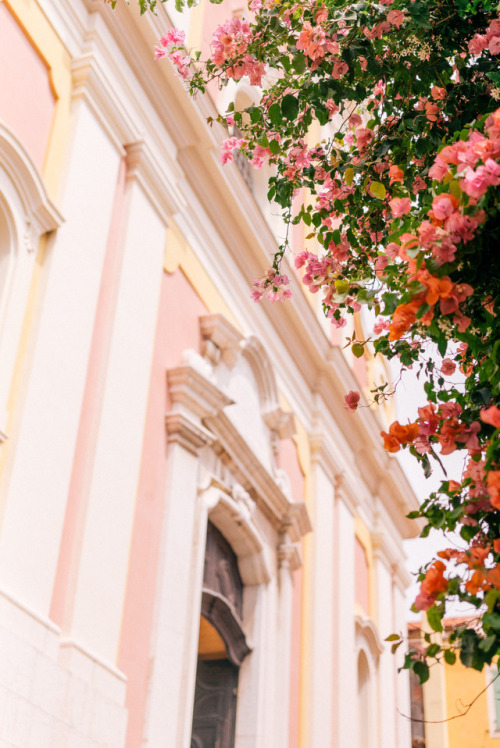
[50,158,128,628]
[0,3,55,171]
[118,268,207,748]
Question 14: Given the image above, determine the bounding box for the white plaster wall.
[393,583,412,748]
[334,496,357,748]
[143,439,206,748]
[69,179,166,662]
[0,589,127,748]
[375,554,398,748]
[0,100,121,615]
[304,461,335,747]
[220,357,274,473]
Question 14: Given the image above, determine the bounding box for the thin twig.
[398,671,500,724]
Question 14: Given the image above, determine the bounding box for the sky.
[393,360,470,621]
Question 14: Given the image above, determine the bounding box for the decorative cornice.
[283,502,312,542]
[277,543,302,572]
[204,409,311,541]
[167,365,233,420]
[200,313,243,369]
[165,412,214,456]
[262,407,295,440]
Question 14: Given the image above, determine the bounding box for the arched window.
[0,123,61,439]
[190,523,251,748]
[355,617,382,748]
[357,649,372,748]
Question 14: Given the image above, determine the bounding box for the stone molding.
[200,313,244,369]
[355,614,384,657]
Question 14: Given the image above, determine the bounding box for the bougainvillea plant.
[118,0,500,683]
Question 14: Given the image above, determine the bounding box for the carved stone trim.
[165,412,214,455]
[203,410,311,541]
[200,314,243,369]
[202,483,272,585]
[263,407,295,440]
[201,589,251,667]
[240,336,279,415]
[167,365,233,419]
[0,123,63,237]
[277,543,301,572]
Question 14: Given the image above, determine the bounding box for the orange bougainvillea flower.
[487,471,500,510]
[468,546,491,567]
[465,569,487,595]
[381,420,420,452]
[414,559,449,611]
[389,164,404,183]
[388,420,420,444]
[486,565,500,590]
[421,560,448,596]
[388,296,424,340]
[381,431,400,452]
[481,405,500,429]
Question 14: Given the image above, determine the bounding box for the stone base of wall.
[0,588,128,747]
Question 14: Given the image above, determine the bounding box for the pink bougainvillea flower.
[344,390,360,412]
[386,9,406,27]
[389,197,412,217]
[430,86,446,100]
[389,164,404,183]
[441,358,456,376]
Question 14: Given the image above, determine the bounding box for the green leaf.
[269,139,280,155]
[413,661,430,684]
[478,635,497,653]
[487,71,500,87]
[268,103,282,128]
[281,94,299,121]
[352,343,364,358]
[483,612,500,631]
[426,643,441,658]
[292,53,306,74]
[427,605,443,633]
[345,167,354,186]
[368,181,386,200]
[385,634,401,642]
[444,649,456,665]
[437,336,448,357]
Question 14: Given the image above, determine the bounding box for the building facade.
[0,0,419,745]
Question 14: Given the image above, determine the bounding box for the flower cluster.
[148,0,500,681]
[154,28,191,79]
[251,271,292,303]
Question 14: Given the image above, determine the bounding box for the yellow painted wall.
[445,661,498,748]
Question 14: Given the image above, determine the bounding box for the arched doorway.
[190,523,251,747]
